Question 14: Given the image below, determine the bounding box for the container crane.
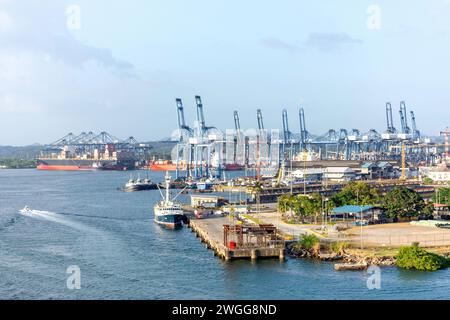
[194,95,216,136]
[399,101,411,134]
[410,111,420,141]
[257,109,264,131]
[175,98,193,141]
[282,109,292,144]
[232,110,242,165]
[299,108,308,150]
[385,102,396,133]
[233,110,241,132]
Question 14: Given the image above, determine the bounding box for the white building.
[420,164,450,183]
[426,169,450,182]
[323,167,356,182]
[290,168,324,181]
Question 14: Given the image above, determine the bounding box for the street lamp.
[360,206,364,250]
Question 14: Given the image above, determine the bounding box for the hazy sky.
[0,0,449,145]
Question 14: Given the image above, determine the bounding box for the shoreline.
[286,242,450,268]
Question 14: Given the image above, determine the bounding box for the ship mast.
[165,171,171,205]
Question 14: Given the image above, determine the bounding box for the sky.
[0,0,449,145]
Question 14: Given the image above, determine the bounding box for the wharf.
[186,215,285,261]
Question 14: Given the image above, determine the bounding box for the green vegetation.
[396,243,450,271]
[296,234,320,251]
[277,193,325,223]
[422,177,434,185]
[329,182,381,207]
[329,241,349,254]
[433,187,450,206]
[0,158,37,169]
[381,187,429,219]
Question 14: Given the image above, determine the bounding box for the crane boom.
[385,102,396,133]
[257,109,264,130]
[282,109,291,143]
[399,101,411,134]
[233,110,240,132]
[195,95,206,131]
[299,108,308,150]
[410,111,420,140]
[175,98,193,140]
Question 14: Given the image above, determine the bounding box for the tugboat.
[153,172,185,229]
[123,175,158,192]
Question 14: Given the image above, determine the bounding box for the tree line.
[277,181,434,223]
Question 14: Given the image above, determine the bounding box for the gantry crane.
[175,98,193,141]
[385,102,396,133]
[299,108,309,151]
[257,109,264,131]
[410,111,420,141]
[399,101,411,134]
[194,95,216,136]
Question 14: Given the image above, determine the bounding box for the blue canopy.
[332,205,375,214]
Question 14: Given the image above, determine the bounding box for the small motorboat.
[19,206,33,214]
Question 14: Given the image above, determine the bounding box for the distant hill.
[144,140,177,160]
[0,145,44,159]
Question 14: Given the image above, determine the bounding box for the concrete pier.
[187,216,285,261]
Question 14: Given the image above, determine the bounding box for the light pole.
[360,206,364,250]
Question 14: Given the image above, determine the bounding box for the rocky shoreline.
[286,242,397,267]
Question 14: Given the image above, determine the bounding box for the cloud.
[0,1,135,73]
[259,37,298,52]
[261,33,363,53]
[0,1,150,144]
[304,32,363,51]
[0,10,13,32]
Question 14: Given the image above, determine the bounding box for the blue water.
[1,169,449,299]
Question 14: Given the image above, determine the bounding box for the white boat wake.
[19,207,98,234]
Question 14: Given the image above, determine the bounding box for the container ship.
[36,159,131,171]
[37,145,136,171]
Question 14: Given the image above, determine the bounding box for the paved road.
[248,211,317,239]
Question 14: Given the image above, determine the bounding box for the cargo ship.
[36,159,131,171]
[37,145,136,171]
[150,160,186,171]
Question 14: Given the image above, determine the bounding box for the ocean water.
[0,169,449,300]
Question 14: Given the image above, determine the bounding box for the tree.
[277,193,324,224]
[433,187,450,206]
[382,187,426,219]
[277,194,294,213]
[329,182,381,207]
[293,193,323,223]
[396,243,449,271]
